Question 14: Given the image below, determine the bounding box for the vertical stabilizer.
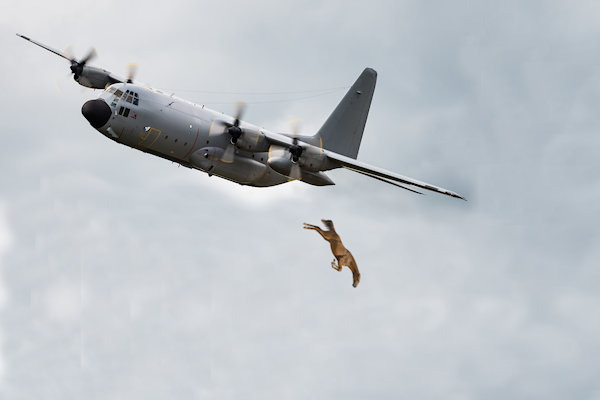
[316,68,377,159]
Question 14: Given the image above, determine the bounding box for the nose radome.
[81,99,111,128]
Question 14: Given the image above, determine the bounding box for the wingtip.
[455,194,467,201]
[447,191,467,201]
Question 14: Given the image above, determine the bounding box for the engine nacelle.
[235,128,271,152]
[267,156,294,177]
[298,152,328,172]
[267,156,334,186]
[75,65,121,89]
[300,171,335,186]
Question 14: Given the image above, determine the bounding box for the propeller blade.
[80,47,97,65]
[62,44,74,61]
[289,118,302,137]
[209,120,228,136]
[268,145,287,161]
[234,101,246,125]
[289,162,302,180]
[221,143,235,163]
[126,62,138,83]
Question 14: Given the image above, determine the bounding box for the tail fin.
[316,68,377,159]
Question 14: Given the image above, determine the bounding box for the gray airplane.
[18,34,465,200]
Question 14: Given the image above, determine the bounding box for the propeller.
[217,101,247,163]
[287,119,304,180]
[228,101,246,143]
[286,137,302,180]
[68,47,97,79]
[289,137,303,162]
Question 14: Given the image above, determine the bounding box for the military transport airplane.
[17,33,465,200]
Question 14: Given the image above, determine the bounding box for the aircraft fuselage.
[86,83,308,187]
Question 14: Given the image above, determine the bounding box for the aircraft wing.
[258,129,465,199]
[16,33,72,61]
[324,150,466,200]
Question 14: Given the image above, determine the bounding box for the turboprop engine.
[73,65,122,89]
[267,142,334,186]
[233,128,271,152]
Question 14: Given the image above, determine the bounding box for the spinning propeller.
[288,138,303,180]
[126,62,138,83]
[216,101,247,162]
[65,46,97,80]
[287,119,304,180]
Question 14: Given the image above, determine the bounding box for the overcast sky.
[1,1,600,398]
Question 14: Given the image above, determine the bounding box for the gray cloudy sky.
[1,0,600,398]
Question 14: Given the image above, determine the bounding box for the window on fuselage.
[121,89,140,106]
[118,105,131,117]
[109,88,123,108]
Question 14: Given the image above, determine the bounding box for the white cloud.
[0,204,11,259]
[0,202,12,381]
[38,279,82,322]
[2,1,600,398]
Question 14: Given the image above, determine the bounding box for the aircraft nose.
[81,99,111,128]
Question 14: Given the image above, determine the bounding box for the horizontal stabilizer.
[352,169,423,195]
[325,150,466,200]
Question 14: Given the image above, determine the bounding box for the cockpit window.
[123,89,140,106]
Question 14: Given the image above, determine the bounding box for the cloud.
[2,1,600,398]
[0,204,11,260]
[0,203,12,381]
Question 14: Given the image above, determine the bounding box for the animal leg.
[304,223,331,241]
[331,259,341,271]
[339,253,360,288]
[303,223,319,230]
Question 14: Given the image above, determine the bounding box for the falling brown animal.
[303,219,361,288]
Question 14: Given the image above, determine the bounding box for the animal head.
[321,219,335,230]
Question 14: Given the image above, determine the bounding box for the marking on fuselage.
[148,130,162,147]
[137,127,162,147]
